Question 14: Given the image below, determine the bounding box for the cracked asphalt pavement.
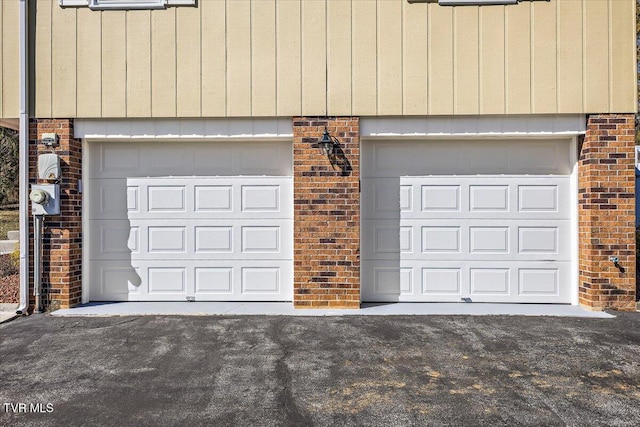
[1,312,639,426]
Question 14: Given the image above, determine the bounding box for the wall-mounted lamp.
[610,256,625,273]
[318,128,337,157]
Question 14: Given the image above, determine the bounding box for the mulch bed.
[0,274,19,304]
[0,252,19,304]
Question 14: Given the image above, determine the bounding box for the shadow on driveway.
[1,313,639,426]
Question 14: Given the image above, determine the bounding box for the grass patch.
[0,209,19,240]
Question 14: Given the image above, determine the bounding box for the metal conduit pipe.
[33,215,43,313]
[17,0,30,315]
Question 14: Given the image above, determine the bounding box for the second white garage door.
[362,139,575,303]
[87,140,293,302]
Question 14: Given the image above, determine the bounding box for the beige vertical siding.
[34,0,52,118]
[531,2,557,113]
[610,0,636,112]
[557,0,583,113]
[3,1,21,118]
[201,0,226,117]
[151,8,176,117]
[176,6,201,117]
[505,2,531,114]
[301,0,326,116]
[584,0,610,113]
[351,0,377,115]
[377,0,403,115]
[227,0,251,116]
[101,11,126,117]
[77,8,101,118]
[479,7,505,115]
[454,7,480,114]
[51,3,76,117]
[0,0,635,119]
[252,0,277,116]
[2,1,19,119]
[276,0,301,116]
[428,5,454,115]
[0,2,4,118]
[327,0,352,115]
[402,0,428,115]
[126,11,151,117]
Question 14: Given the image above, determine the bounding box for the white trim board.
[361,115,586,138]
[75,118,294,140]
[75,116,587,141]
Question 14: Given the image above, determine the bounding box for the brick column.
[293,117,360,308]
[578,114,636,311]
[29,119,82,310]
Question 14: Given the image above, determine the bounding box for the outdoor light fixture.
[318,128,337,157]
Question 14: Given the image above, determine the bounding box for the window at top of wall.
[59,0,196,10]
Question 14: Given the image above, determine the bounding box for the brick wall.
[29,119,82,310]
[578,114,636,311]
[293,117,360,308]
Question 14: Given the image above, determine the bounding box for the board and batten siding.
[0,0,635,119]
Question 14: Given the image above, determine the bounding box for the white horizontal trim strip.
[361,115,586,138]
[75,118,294,140]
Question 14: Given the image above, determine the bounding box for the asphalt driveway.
[1,313,639,426]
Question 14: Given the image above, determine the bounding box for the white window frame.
[59,0,195,9]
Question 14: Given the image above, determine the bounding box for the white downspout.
[17,0,29,314]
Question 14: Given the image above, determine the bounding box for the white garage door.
[87,141,293,301]
[362,139,574,303]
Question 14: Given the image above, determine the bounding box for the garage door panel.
[364,177,570,220]
[90,260,293,302]
[90,145,142,178]
[361,178,404,219]
[364,219,571,261]
[363,139,572,177]
[401,177,571,220]
[469,268,510,296]
[194,185,233,212]
[362,139,574,304]
[89,220,140,260]
[363,261,571,303]
[90,261,144,301]
[88,179,134,220]
[89,140,292,178]
[363,261,463,302]
[147,185,187,212]
[361,220,410,259]
[470,262,571,303]
[107,219,293,260]
[88,141,293,302]
[361,261,410,302]
[92,219,292,261]
[122,178,292,220]
[147,226,187,254]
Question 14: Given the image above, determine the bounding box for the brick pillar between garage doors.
[29,119,82,310]
[579,114,636,311]
[292,117,360,308]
